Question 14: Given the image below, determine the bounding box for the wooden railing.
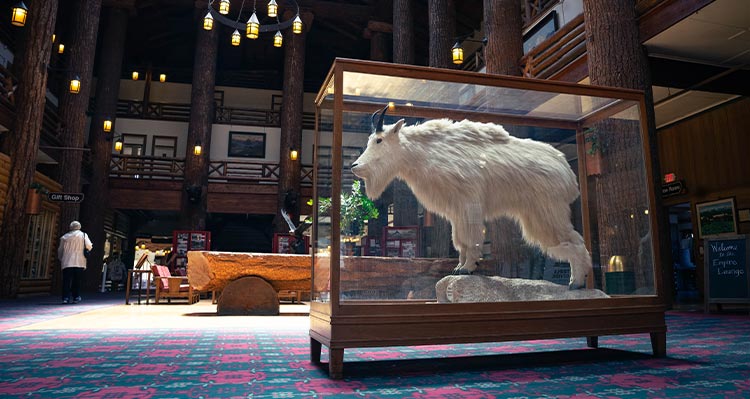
[521,14,586,80]
[523,0,558,27]
[109,154,314,186]
[111,99,315,130]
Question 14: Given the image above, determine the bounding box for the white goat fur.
[351,118,593,289]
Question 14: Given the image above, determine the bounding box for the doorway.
[668,203,699,303]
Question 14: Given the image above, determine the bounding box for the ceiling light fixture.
[204,0,302,48]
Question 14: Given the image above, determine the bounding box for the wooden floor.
[15,299,310,331]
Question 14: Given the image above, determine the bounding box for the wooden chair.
[151,264,199,304]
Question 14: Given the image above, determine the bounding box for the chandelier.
[203,0,303,48]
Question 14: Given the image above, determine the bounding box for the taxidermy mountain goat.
[351,106,593,289]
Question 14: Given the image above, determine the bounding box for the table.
[125,269,152,305]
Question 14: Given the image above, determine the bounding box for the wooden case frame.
[310,59,666,379]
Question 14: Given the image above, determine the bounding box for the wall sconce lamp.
[11,1,28,27]
[58,43,65,54]
[289,148,298,161]
[105,132,123,152]
[451,35,487,65]
[103,119,112,132]
[69,75,81,94]
[131,71,139,80]
[193,141,202,156]
[159,73,166,83]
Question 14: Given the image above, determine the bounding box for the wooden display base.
[309,297,666,379]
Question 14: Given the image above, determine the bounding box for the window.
[152,136,177,157]
[120,134,147,155]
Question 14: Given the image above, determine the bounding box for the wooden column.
[484,0,523,75]
[428,0,455,69]
[583,0,666,300]
[482,0,530,274]
[80,3,131,290]
[393,0,414,64]
[275,11,313,233]
[0,1,58,298]
[420,0,456,257]
[180,7,219,230]
[365,21,392,62]
[57,0,103,230]
[56,0,103,291]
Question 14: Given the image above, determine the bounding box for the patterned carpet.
[0,295,748,398]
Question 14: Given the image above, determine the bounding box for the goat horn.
[372,105,388,133]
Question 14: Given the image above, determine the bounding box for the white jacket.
[58,230,93,269]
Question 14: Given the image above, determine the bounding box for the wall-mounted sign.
[661,180,685,197]
[47,192,84,203]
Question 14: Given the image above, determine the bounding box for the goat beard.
[360,174,392,200]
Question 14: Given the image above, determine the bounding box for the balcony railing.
[110,99,316,130]
[521,14,585,80]
[109,154,314,186]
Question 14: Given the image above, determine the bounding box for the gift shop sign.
[47,192,85,203]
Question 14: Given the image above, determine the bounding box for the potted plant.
[26,182,48,215]
[584,128,604,176]
[312,180,380,237]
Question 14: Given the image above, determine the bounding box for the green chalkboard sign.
[704,235,749,304]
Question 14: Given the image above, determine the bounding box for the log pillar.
[428,0,455,69]
[482,0,530,274]
[0,0,58,298]
[393,0,414,65]
[365,21,392,62]
[56,0,103,291]
[180,6,219,230]
[275,11,313,233]
[80,3,132,291]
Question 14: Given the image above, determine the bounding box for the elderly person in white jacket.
[58,221,93,304]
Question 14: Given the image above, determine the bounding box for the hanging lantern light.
[114,137,123,152]
[289,148,298,161]
[132,71,139,80]
[11,2,28,27]
[103,119,112,132]
[193,141,202,156]
[292,15,303,34]
[231,29,241,46]
[203,11,214,30]
[58,43,65,54]
[267,0,278,18]
[273,31,283,47]
[246,12,260,39]
[69,76,81,94]
[159,73,166,83]
[219,0,230,15]
[451,42,464,65]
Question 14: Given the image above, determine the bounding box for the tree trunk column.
[275,11,313,233]
[366,21,392,62]
[484,0,523,75]
[583,0,664,296]
[181,9,219,230]
[80,4,130,290]
[58,0,103,235]
[393,0,414,65]
[0,1,58,298]
[428,0,455,69]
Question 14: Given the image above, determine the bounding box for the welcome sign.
[704,235,749,307]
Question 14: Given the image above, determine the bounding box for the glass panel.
[313,104,334,303]
[341,71,617,121]
[321,69,654,304]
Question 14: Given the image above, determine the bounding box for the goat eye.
[376,138,382,144]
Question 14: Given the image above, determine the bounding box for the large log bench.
[187,251,311,315]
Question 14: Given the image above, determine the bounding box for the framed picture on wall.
[228,132,265,158]
[696,198,738,238]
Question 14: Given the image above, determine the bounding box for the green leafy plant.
[584,128,603,156]
[308,180,379,236]
[29,182,49,195]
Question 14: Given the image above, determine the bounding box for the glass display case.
[310,59,666,378]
